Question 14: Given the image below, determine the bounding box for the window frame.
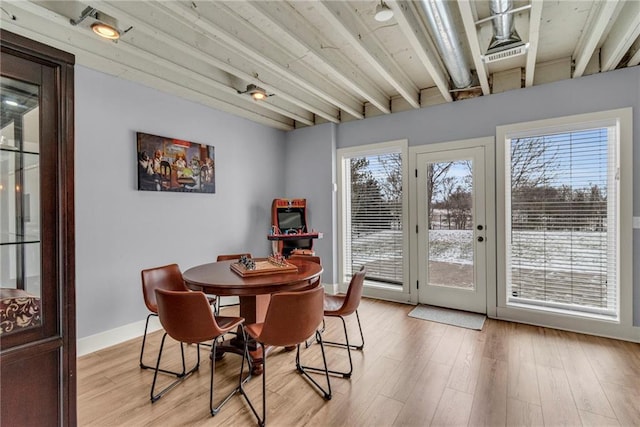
[496,108,635,341]
[336,139,410,301]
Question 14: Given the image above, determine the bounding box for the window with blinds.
[506,126,619,318]
[342,151,403,287]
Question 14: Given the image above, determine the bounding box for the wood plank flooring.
[77,299,640,426]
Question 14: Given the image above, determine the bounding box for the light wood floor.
[77,299,640,426]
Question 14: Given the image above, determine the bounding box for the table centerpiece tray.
[230,258,298,277]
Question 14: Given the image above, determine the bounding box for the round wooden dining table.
[182,258,322,373]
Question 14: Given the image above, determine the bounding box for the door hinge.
[416,280,419,289]
[415,169,418,178]
[415,224,418,233]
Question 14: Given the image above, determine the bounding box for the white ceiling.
[2,1,639,131]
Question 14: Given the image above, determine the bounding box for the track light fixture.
[70,6,121,40]
[374,1,394,22]
[237,84,271,101]
[91,22,120,40]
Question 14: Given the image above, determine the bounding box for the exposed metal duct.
[487,0,524,54]
[417,0,473,89]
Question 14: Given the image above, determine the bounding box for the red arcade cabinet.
[268,198,319,257]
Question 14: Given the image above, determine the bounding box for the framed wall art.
[136,132,215,193]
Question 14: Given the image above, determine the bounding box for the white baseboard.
[78,282,338,358]
[77,317,161,357]
[323,282,339,295]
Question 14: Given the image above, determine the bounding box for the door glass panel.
[426,160,474,289]
[0,75,42,335]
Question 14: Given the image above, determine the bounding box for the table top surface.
[182,258,322,296]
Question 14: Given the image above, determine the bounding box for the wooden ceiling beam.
[572,0,620,78]
[524,0,544,87]
[98,1,316,126]
[627,38,640,67]
[213,1,365,120]
[600,0,640,71]
[389,0,454,102]
[457,0,490,95]
[101,0,339,124]
[246,1,390,115]
[155,1,345,122]
[313,0,420,109]
[0,3,295,131]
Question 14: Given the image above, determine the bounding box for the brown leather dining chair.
[307,266,367,379]
[288,255,323,348]
[213,253,252,314]
[152,289,247,416]
[239,286,331,427]
[287,254,322,287]
[287,254,321,265]
[139,263,190,376]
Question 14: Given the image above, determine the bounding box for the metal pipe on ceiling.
[487,0,523,53]
[417,0,473,89]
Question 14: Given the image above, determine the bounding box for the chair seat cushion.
[215,316,245,334]
[323,294,346,315]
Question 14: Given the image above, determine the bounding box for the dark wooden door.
[0,30,76,426]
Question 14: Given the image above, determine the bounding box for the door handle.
[477,236,484,242]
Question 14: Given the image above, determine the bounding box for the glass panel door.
[0,75,42,334]
[417,147,486,313]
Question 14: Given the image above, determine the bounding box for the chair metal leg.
[140,313,187,377]
[322,310,365,351]
[210,328,251,416]
[240,329,331,426]
[306,311,365,378]
[297,330,332,400]
[150,334,200,402]
[239,341,266,427]
[139,313,153,368]
[212,295,220,315]
[305,318,325,348]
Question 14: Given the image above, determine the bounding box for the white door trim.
[409,137,496,316]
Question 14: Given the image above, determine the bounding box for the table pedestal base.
[213,330,296,375]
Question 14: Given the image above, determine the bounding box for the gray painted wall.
[289,65,640,326]
[74,63,639,341]
[284,123,337,285]
[75,66,284,338]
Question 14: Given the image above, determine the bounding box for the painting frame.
[136,131,215,193]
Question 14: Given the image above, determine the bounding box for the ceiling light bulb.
[92,22,120,40]
[251,91,266,101]
[375,2,393,22]
[4,100,18,106]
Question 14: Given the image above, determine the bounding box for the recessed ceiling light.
[238,84,271,101]
[251,89,267,101]
[375,2,394,22]
[91,22,120,40]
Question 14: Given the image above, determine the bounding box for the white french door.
[416,146,487,313]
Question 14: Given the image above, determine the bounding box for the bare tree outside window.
[508,131,613,312]
[347,153,403,285]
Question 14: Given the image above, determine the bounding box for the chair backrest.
[141,264,187,314]
[287,255,321,265]
[339,267,367,316]
[216,253,252,262]
[155,289,224,344]
[257,286,324,347]
[287,255,322,286]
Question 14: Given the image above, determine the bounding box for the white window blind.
[506,126,618,317]
[343,152,403,286]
